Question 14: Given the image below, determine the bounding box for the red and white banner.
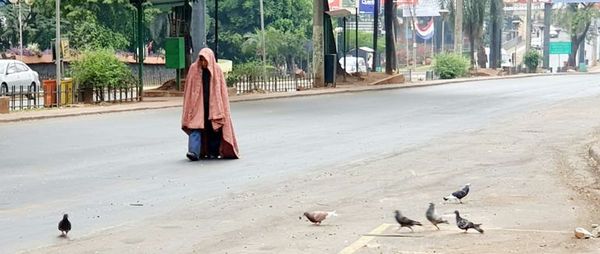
[328,0,341,10]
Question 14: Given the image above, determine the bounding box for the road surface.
[2,74,600,253]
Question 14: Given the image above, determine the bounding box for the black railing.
[234,73,314,94]
[2,85,140,111]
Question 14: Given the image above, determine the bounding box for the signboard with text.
[549,42,572,54]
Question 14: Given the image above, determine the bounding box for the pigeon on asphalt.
[426,203,449,230]
[58,214,71,237]
[454,210,484,233]
[394,210,422,232]
[303,211,337,225]
[443,183,471,203]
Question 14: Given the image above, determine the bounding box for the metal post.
[355,7,359,74]
[373,0,379,71]
[405,18,409,67]
[441,19,445,53]
[18,0,23,61]
[215,0,219,60]
[343,16,347,81]
[137,2,144,101]
[259,0,267,85]
[411,5,416,70]
[543,2,551,69]
[176,69,180,91]
[55,0,61,105]
[525,0,532,54]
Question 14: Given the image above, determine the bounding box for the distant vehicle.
[339,56,368,73]
[0,60,40,98]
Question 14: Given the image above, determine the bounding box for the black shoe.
[186,152,199,161]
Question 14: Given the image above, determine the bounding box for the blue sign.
[359,0,381,14]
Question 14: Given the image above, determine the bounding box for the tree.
[556,3,598,67]
[206,0,312,63]
[440,0,488,66]
[0,0,163,51]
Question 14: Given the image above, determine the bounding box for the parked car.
[0,60,40,98]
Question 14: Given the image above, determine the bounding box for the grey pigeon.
[394,210,422,232]
[454,210,484,233]
[444,183,470,203]
[303,210,337,225]
[58,214,71,236]
[426,203,449,230]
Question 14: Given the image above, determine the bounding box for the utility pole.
[454,0,463,54]
[259,0,267,84]
[373,0,379,71]
[525,0,532,54]
[543,2,551,69]
[312,0,324,87]
[55,0,61,104]
[215,0,219,60]
[410,5,416,70]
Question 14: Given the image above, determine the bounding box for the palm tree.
[439,0,489,66]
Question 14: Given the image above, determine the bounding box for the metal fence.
[2,85,140,111]
[234,73,314,94]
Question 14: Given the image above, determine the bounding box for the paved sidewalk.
[1,71,598,123]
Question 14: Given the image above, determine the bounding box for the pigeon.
[444,183,470,203]
[394,210,422,232]
[426,203,449,230]
[454,210,484,233]
[303,210,337,225]
[58,214,71,236]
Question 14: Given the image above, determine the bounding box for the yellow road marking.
[338,223,393,254]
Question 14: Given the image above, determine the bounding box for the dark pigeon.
[426,203,449,230]
[58,214,71,236]
[444,183,470,203]
[394,210,422,232]
[454,210,484,233]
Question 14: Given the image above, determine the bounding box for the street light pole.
[9,0,23,60]
[439,9,449,53]
[55,0,61,99]
[259,0,267,84]
[18,0,22,60]
[525,0,532,54]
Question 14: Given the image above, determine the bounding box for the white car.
[339,56,368,73]
[0,60,40,96]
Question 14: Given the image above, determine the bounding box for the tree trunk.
[568,20,591,67]
[469,30,475,66]
[384,0,396,74]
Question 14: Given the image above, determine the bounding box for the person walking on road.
[181,48,239,161]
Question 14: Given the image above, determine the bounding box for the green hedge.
[72,49,135,89]
[433,53,470,79]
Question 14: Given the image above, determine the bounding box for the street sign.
[549,41,571,55]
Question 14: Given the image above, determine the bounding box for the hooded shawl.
[182,48,239,159]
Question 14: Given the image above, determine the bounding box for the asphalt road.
[2,74,600,253]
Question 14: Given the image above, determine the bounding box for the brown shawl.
[182,48,239,159]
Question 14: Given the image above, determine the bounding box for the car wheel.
[0,83,8,96]
[27,82,36,100]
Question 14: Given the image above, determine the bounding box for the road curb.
[1,72,599,123]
